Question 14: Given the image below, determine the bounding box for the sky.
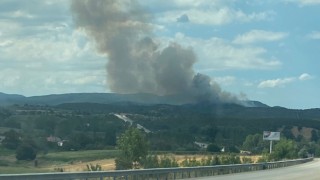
[0,0,319,109]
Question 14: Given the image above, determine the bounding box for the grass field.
[0,149,261,174]
[0,149,119,174]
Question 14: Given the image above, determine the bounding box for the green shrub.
[207,144,221,152]
[241,157,253,164]
[159,156,179,168]
[143,155,159,168]
[16,143,37,161]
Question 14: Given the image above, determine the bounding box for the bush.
[2,130,21,150]
[143,155,159,168]
[16,143,37,160]
[270,139,298,160]
[220,154,241,164]
[241,157,253,164]
[181,156,201,167]
[115,128,148,169]
[115,156,132,170]
[257,154,270,163]
[207,144,221,152]
[86,164,102,171]
[159,156,179,168]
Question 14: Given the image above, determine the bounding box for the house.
[47,135,66,147]
[194,141,208,149]
[0,136,5,144]
[240,150,252,155]
[47,135,61,143]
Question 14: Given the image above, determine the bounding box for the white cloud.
[172,0,227,8]
[0,67,107,96]
[0,2,108,96]
[258,77,295,88]
[214,76,236,86]
[258,73,314,88]
[157,8,273,25]
[168,33,282,70]
[0,26,103,64]
[64,76,101,85]
[141,0,230,9]
[307,31,320,39]
[150,0,274,26]
[233,30,288,44]
[285,0,320,6]
[299,73,313,81]
[0,40,13,47]
[0,21,21,37]
[10,10,34,19]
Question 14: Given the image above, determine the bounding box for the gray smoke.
[71,0,238,104]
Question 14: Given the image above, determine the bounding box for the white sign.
[263,131,280,141]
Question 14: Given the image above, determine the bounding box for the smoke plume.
[71,0,238,104]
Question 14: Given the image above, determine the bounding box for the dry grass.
[60,159,116,171]
[0,150,262,174]
[0,150,118,173]
[50,154,262,172]
[291,126,313,140]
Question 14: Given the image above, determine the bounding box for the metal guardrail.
[0,158,313,180]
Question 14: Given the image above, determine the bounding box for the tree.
[104,128,116,146]
[16,143,37,160]
[311,129,319,142]
[201,124,218,142]
[270,139,298,160]
[2,130,21,150]
[207,144,221,152]
[115,128,148,169]
[242,133,267,154]
[16,138,37,161]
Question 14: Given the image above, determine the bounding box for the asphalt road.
[189,158,320,180]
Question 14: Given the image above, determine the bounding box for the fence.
[0,158,313,180]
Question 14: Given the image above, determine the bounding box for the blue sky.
[0,0,319,109]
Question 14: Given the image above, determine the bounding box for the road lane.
[189,158,320,180]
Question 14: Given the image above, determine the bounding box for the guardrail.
[0,157,313,180]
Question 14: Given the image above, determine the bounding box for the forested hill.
[0,92,271,107]
[56,102,320,121]
[1,97,320,151]
[0,92,170,106]
[54,102,320,147]
[1,92,319,120]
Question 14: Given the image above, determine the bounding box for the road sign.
[263,131,280,141]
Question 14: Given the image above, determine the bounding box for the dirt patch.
[291,126,313,140]
[59,159,116,172]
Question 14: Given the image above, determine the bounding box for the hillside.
[56,102,320,120]
[0,92,187,106]
[0,92,269,108]
[0,93,26,106]
[4,103,320,143]
[0,92,320,153]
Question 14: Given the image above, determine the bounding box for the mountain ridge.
[0,92,269,108]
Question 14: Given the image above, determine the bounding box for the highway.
[189,158,320,180]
